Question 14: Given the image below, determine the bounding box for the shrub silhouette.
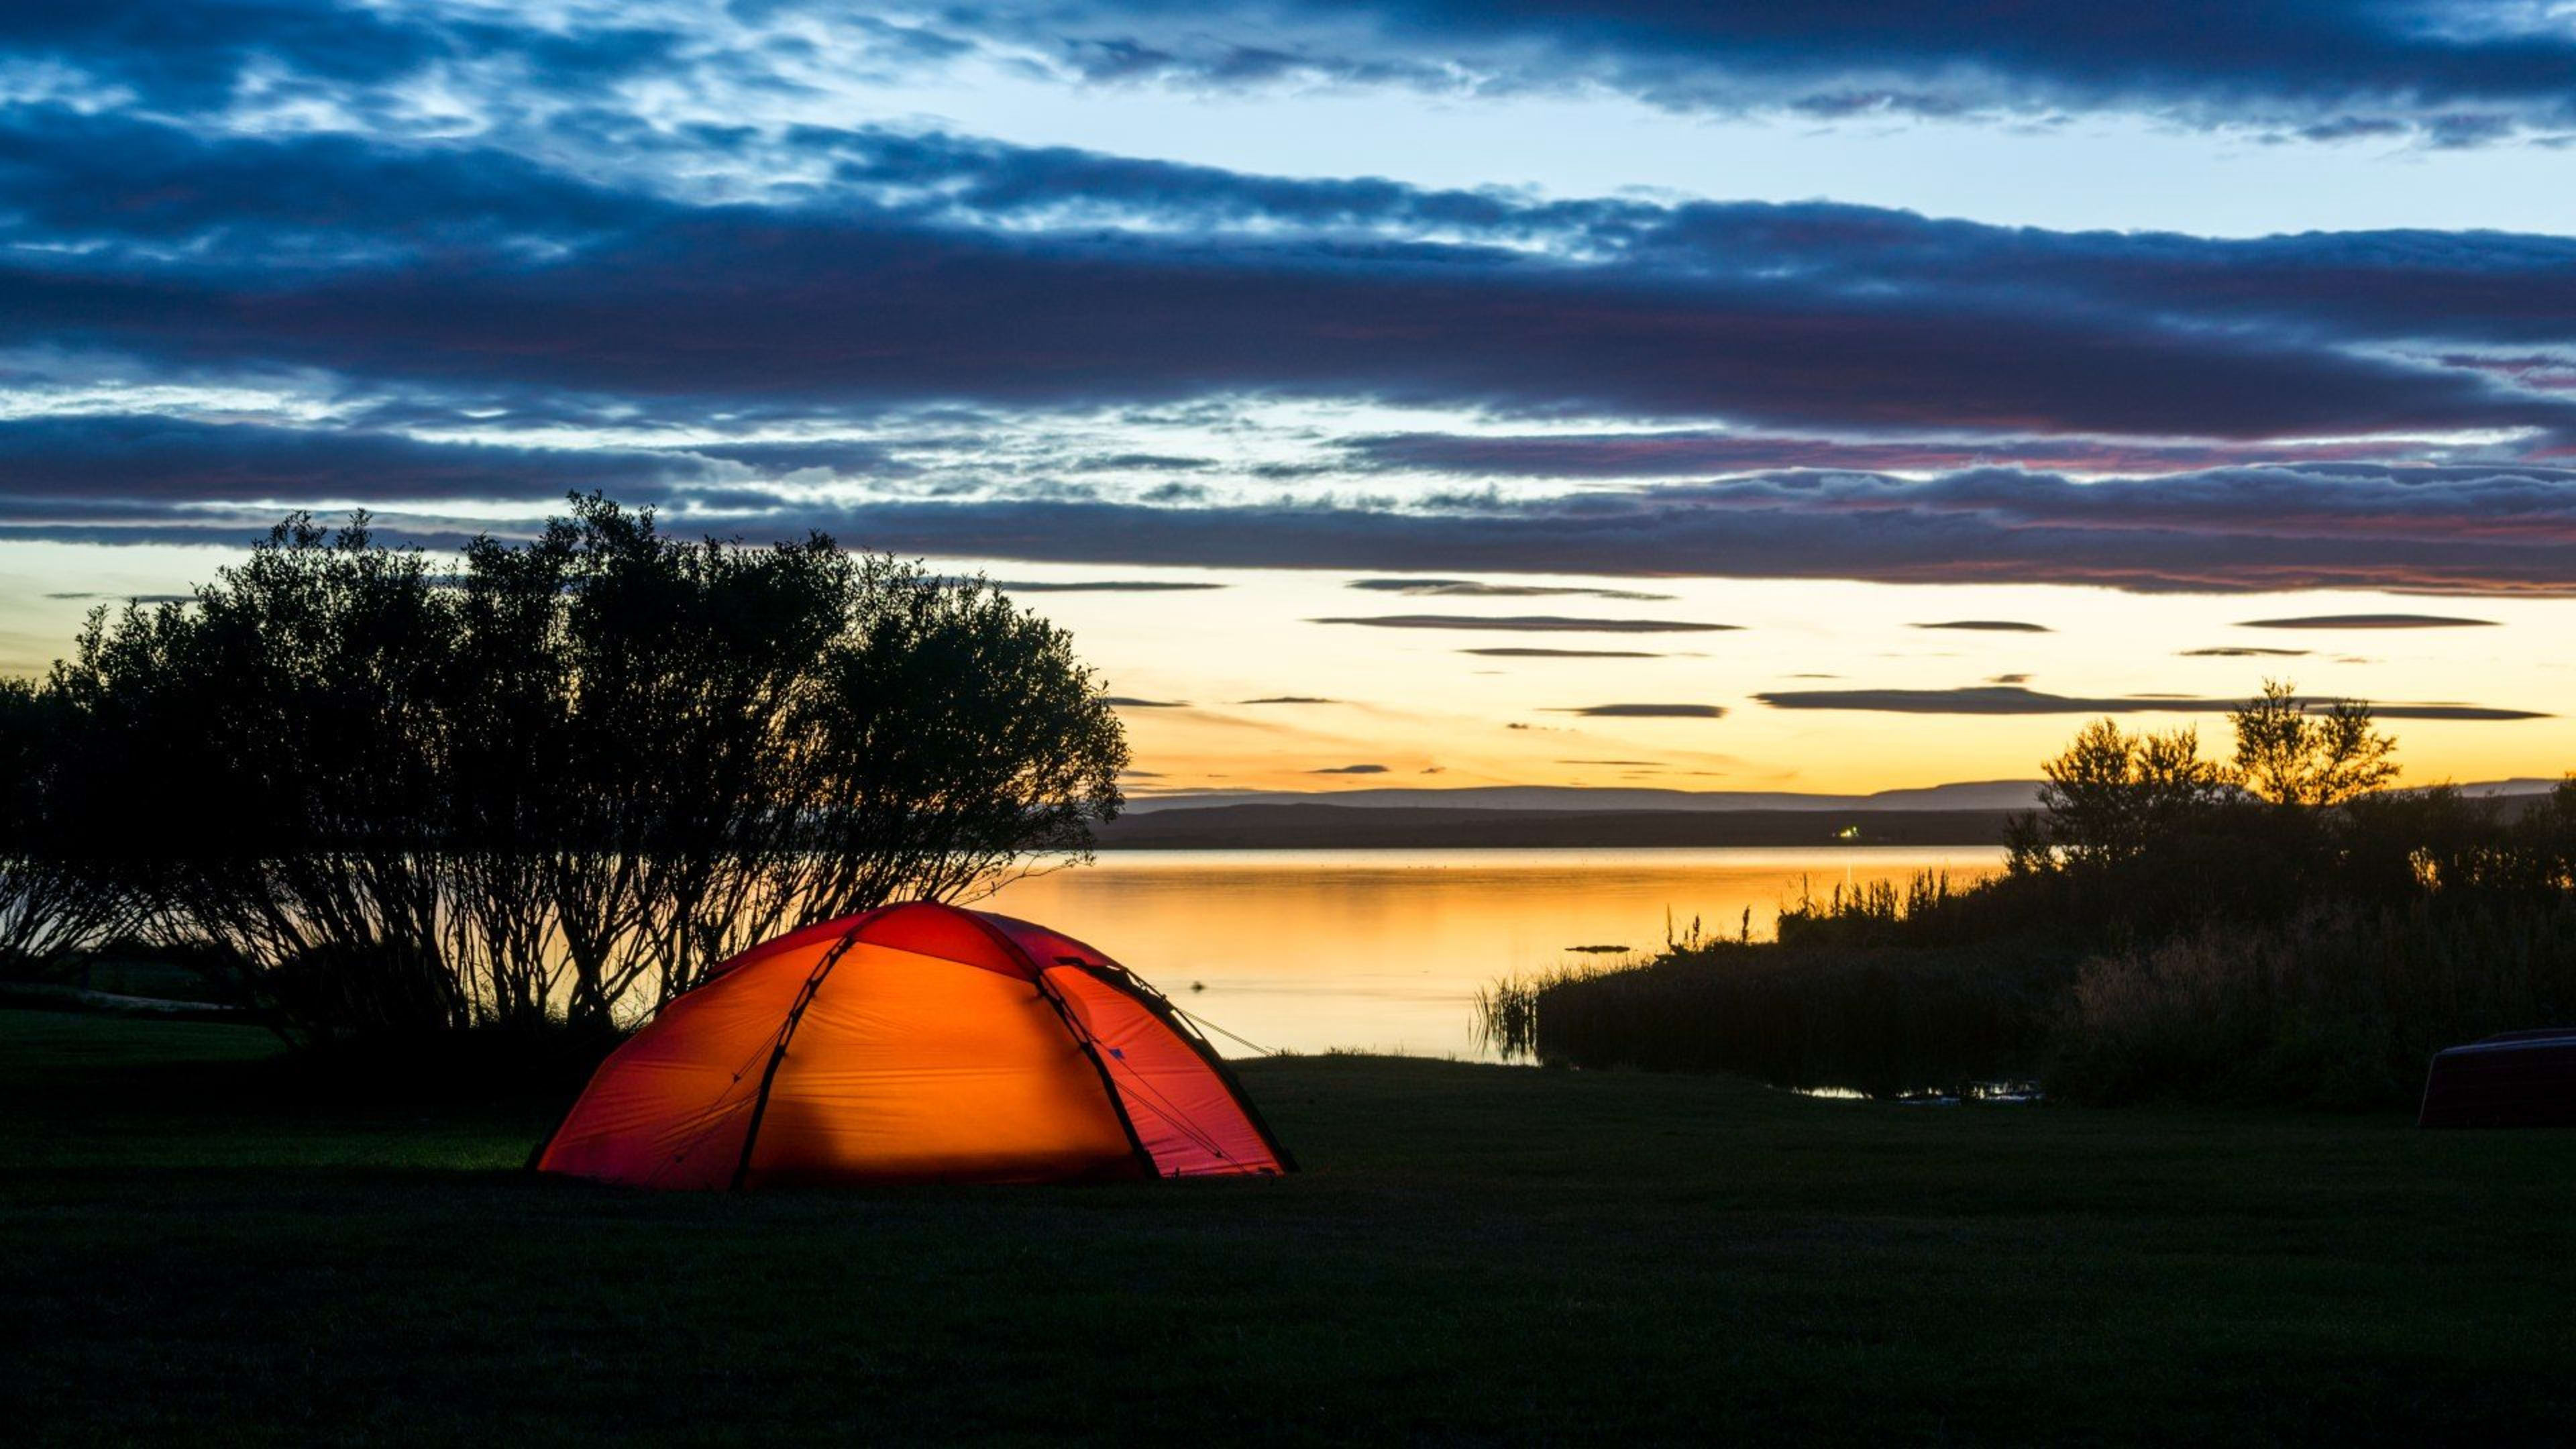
[17,496,1127,1042]
[2231,679,2400,808]
[1486,683,2576,1106]
[1,676,137,973]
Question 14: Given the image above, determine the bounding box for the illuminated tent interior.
[533,901,1294,1187]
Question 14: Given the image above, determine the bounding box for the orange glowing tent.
[533,901,1293,1187]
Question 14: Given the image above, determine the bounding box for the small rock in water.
[1189,981,1205,992]
[1565,944,1629,954]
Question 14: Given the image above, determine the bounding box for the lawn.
[5,1008,2573,1445]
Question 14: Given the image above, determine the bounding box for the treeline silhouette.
[0,496,1126,1042]
[1486,686,2576,1107]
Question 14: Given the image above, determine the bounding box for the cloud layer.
[1312,614,1733,633]
[18,1,2576,154]
[722,466,2576,596]
[1346,578,1675,601]
[2237,613,2501,629]
[1755,684,2548,720]
[1553,704,1729,718]
[3,6,2576,603]
[17,1,2576,140]
[959,1,2576,143]
[1462,647,1668,658]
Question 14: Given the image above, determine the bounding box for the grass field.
[5,1008,2575,1445]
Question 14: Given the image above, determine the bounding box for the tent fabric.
[534,901,1293,1187]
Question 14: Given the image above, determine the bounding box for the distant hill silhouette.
[1120,781,2049,814]
[1093,805,2024,851]
[1104,778,2568,849]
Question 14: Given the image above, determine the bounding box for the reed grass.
[1480,874,2069,1097]
[2053,896,2576,1108]
[1482,863,2576,1108]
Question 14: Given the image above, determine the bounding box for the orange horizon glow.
[3,540,2571,797]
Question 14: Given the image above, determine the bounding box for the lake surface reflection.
[984,847,2005,1060]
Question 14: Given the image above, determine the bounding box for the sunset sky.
[5,1,2575,794]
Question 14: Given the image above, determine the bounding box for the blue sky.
[3,1,2573,790]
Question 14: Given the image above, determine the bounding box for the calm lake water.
[985,847,2006,1061]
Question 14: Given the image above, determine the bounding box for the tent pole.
[1077,959,1301,1175]
[1034,969,1160,1179]
[728,928,864,1190]
[961,913,1160,1179]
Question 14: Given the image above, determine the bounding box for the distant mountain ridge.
[1101,778,2570,851]
[1121,777,2564,815]
[1095,805,2024,851]
[1123,781,2049,814]
[2457,778,2568,798]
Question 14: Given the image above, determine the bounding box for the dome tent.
[534,902,1293,1187]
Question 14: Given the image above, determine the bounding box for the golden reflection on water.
[983,847,2004,1061]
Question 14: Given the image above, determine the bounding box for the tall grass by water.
[1487,885,2576,1104]
[1483,767,2576,1106]
[2055,896,2576,1108]
[1481,873,2063,1097]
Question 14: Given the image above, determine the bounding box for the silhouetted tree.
[767,561,1128,997]
[513,497,912,1023]
[443,523,579,1030]
[2230,679,2399,807]
[0,676,133,967]
[2001,682,2419,936]
[2006,719,2233,874]
[22,496,1128,1040]
[48,515,467,1034]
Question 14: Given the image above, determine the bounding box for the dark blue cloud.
[19,1,2576,148]
[6,113,2576,444]
[5,0,685,114]
[1343,429,2509,480]
[711,462,2576,596]
[12,407,2576,598]
[965,0,2576,140]
[8,193,2573,443]
[0,415,708,504]
[49,111,2573,373]
[1067,453,1216,472]
[797,125,1607,235]
[790,132,2576,366]
[7,14,2576,599]
[676,440,906,473]
[0,108,658,266]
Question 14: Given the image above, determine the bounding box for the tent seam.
[959,911,1163,1181]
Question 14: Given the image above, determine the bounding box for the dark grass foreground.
[7,1011,2576,1444]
